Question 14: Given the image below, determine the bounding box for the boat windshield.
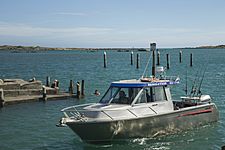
[99,86,142,104]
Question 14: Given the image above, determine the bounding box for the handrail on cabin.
[61,104,140,121]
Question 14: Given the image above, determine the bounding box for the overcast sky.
[1,0,225,48]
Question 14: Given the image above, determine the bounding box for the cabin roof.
[111,78,179,88]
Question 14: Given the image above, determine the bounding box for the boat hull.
[66,103,219,143]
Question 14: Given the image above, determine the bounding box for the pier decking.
[0,78,74,107]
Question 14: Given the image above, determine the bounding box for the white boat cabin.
[98,79,178,113]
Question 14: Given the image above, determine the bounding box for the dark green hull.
[67,103,219,143]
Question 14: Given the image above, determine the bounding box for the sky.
[0,0,225,48]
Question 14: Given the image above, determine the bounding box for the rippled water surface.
[0,49,225,150]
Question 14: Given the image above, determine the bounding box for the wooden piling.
[190,53,193,67]
[56,80,59,87]
[103,51,107,68]
[157,51,160,66]
[166,54,170,69]
[76,82,81,99]
[81,80,85,96]
[69,80,74,95]
[151,43,156,76]
[42,86,47,101]
[179,50,182,63]
[136,53,139,69]
[0,88,5,107]
[46,76,50,87]
[131,51,133,65]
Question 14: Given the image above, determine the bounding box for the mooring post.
[103,51,107,68]
[76,82,81,99]
[131,51,133,65]
[81,80,85,96]
[42,86,47,101]
[56,80,59,87]
[179,50,182,63]
[157,50,160,66]
[46,76,50,87]
[0,88,5,107]
[166,54,170,69]
[69,80,74,95]
[151,43,156,77]
[190,53,193,67]
[136,53,139,69]
[54,80,59,94]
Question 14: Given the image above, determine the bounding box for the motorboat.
[58,43,219,143]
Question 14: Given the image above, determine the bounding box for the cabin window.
[112,88,129,104]
[153,87,167,101]
[99,87,119,104]
[111,87,141,104]
[135,90,147,104]
[100,87,142,104]
[164,87,171,101]
[136,86,167,103]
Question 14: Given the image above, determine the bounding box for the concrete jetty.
[0,78,72,107]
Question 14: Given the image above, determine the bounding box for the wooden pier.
[0,78,77,107]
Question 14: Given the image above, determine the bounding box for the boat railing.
[61,103,95,122]
[159,75,180,82]
[61,103,95,112]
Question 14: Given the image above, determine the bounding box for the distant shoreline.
[0,44,225,52]
[194,45,225,49]
[0,45,147,52]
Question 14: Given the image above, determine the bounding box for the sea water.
[0,49,225,150]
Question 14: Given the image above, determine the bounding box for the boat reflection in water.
[58,43,219,144]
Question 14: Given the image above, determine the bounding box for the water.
[0,49,225,150]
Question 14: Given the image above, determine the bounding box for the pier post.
[136,53,140,69]
[0,88,5,107]
[151,43,156,76]
[131,51,133,65]
[157,50,160,66]
[179,50,182,63]
[166,54,170,69]
[56,80,59,87]
[54,80,59,94]
[46,76,50,87]
[190,53,193,67]
[76,82,81,99]
[103,51,107,68]
[81,80,85,96]
[69,80,74,95]
[42,86,47,101]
